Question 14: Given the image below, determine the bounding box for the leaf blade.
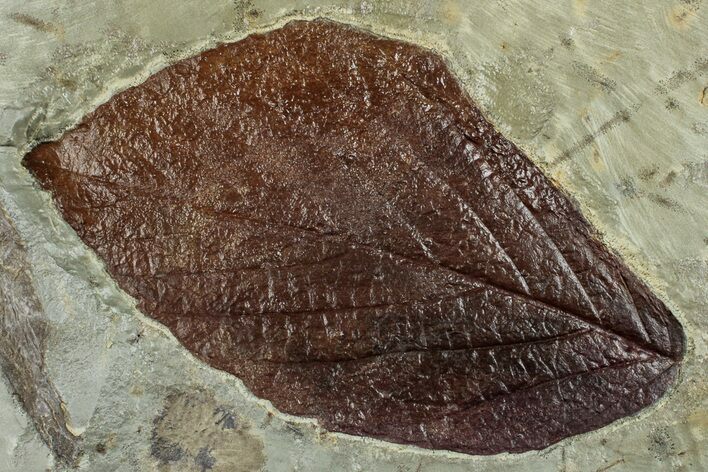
[23,19,684,455]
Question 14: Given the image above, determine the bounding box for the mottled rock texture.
[0,209,80,464]
[23,19,684,455]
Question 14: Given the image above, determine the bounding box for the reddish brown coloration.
[24,20,684,455]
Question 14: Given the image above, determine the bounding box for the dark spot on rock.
[246,8,262,19]
[285,423,305,438]
[195,447,216,471]
[617,177,638,198]
[150,437,185,464]
[638,166,659,182]
[95,443,106,454]
[214,407,238,429]
[648,193,683,211]
[665,97,680,110]
[572,61,616,92]
[556,106,635,165]
[9,13,63,37]
[10,13,43,29]
[261,411,274,428]
[128,329,144,344]
[656,58,707,95]
[152,391,265,470]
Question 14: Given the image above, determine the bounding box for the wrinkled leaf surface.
[24,20,684,454]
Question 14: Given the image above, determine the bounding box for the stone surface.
[0,1,706,471]
[0,208,80,464]
[23,19,684,456]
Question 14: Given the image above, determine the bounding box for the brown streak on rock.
[9,13,64,39]
[0,208,81,464]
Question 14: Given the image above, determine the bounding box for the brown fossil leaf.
[23,19,684,455]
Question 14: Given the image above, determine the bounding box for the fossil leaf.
[23,19,684,455]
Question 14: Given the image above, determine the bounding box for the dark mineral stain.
[555,106,635,165]
[638,166,659,182]
[560,34,574,49]
[285,423,305,438]
[151,437,185,464]
[665,97,680,110]
[151,391,265,470]
[128,328,144,344]
[214,407,238,430]
[617,176,639,198]
[655,57,707,95]
[246,8,263,20]
[9,12,64,37]
[648,193,683,211]
[23,19,684,455]
[195,447,216,471]
[572,61,617,92]
[559,56,706,165]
